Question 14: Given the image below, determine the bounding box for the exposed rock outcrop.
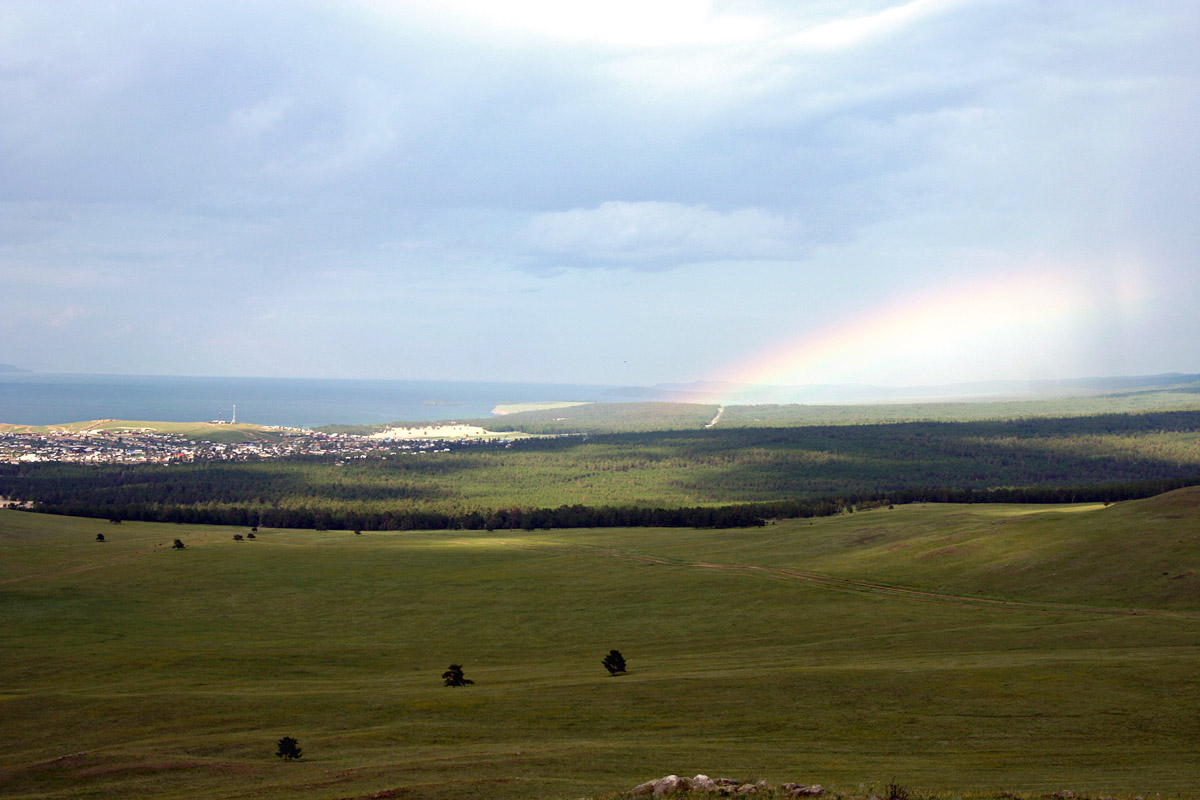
[629,775,825,797]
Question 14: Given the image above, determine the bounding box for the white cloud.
[0,263,124,289]
[381,0,767,48]
[1,1,1198,382]
[788,0,961,51]
[519,201,805,268]
[227,96,295,140]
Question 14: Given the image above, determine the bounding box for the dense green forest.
[4,411,1199,530]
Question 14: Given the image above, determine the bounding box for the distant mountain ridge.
[0,363,31,373]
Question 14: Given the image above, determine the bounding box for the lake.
[0,373,620,428]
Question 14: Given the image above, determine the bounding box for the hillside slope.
[2,496,1198,799]
[591,488,1200,612]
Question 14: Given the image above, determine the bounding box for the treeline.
[16,499,773,530]
[12,477,1200,533]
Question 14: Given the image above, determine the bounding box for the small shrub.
[275,736,302,761]
[233,534,244,541]
[602,649,627,675]
[247,532,256,539]
[171,539,185,549]
[442,664,474,687]
[885,780,909,800]
[95,533,105,542]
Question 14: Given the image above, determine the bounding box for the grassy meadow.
[3,492,1199,800]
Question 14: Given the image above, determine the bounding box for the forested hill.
[3,410,1199,531]
[318,384,1200,436]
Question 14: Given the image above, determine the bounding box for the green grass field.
[2,492,1199,800]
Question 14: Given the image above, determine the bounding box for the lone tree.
[233,534,244,541]
[602,649,627,675]
[275,736,302,761]
[95,533,106,542]
[442,664,474,687]
[171,539,185,549]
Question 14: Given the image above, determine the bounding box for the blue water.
[0,373,619,428]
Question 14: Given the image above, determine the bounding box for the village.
[0,425,512,465]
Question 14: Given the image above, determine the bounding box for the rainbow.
[687,265,1150,404]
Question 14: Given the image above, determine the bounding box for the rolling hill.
[2,492,1198,799]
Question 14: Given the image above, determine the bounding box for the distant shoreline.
[0,374,614,429]
[492,401,592,415]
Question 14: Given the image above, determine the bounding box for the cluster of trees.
[20,500,773,530]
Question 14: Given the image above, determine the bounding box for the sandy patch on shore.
[368,424,494,440]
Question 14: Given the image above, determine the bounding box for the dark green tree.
[442,664,474,687]
[171,539,185,549]
[602,649,627,675]
[95,533,105,542]
[275,736,302,761]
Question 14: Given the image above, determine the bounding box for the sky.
[2,0,1198,391]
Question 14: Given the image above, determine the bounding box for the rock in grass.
[655,775,690,796]
[631,774,801,796]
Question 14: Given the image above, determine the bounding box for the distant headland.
[0,363,31,373]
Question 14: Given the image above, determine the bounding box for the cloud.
[376,0,768,48]
[226,96,295,140]
[0,304,88,331]
[788,0,961,51]
[1,1,1198,382]
[0,263,124,289]
[518,201,805,269]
